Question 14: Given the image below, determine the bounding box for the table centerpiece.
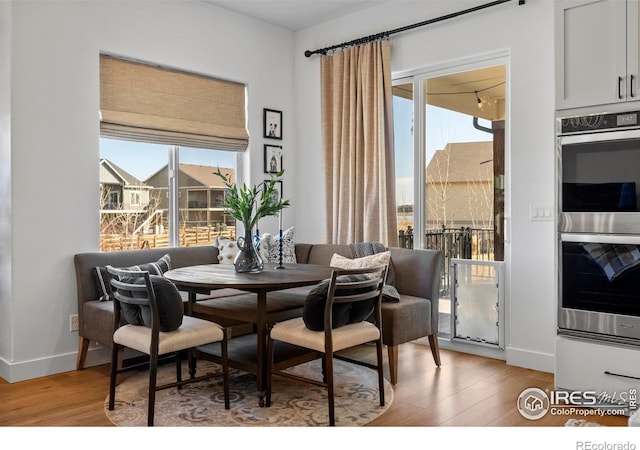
[214,167,289,273]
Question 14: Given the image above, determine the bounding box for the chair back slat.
[105,265,161,332]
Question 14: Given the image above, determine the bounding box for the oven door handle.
[559,128,640,144]
[561,233,640,245]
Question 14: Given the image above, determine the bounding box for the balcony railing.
[398,226,495,295]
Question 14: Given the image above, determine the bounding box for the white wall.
[1,0,295,382]
[0,1,13,368]
[293,0,557,372]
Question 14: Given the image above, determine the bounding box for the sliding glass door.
[392,58,507,345]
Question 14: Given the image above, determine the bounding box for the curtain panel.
[100,55,249,152]
[321,40,398,246]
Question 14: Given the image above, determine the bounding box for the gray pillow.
[94,254,171,301]
[302,274,376,331]
[135,275,184,332]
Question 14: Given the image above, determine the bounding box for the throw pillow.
[330,252,400,302]
[330,251,391,272]
[136,275,184,332]
[214,236,240,265]
[259,226,297,264]
[349,241,396,287]
[93,254,172,301]
[302,274,376,331]
[259,233,276,262]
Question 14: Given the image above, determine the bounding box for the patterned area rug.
[565,419,602,427]
[105,359,393,426]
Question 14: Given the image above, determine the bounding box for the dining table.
[163,262,333,406]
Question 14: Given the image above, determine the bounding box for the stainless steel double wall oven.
[558,110,640,344]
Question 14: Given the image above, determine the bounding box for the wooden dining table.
[164,262,333,406]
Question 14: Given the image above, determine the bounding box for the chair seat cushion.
[113,315,224,355]
[271,317,380,353]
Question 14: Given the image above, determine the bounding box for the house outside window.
[99,140,237,251]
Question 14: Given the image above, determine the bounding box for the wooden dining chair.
[106,265,231,426]
[265,265,388,426]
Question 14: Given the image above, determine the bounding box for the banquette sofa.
[74,243,443,384]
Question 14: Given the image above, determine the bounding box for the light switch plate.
[530,204,553,221]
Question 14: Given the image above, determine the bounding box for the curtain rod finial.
[304,50,313,58]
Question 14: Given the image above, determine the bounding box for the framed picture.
[264,145,283,174]
[264,180,283,202]
[263,108,283,139]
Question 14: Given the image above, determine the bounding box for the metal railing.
[398,226,495,296]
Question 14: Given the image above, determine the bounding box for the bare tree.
[426,145,452,229]
[99,187,163,251]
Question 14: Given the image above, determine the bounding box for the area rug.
[104,359,393,427]
[565,419,602,427]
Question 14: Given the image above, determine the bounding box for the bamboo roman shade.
[100,54,248,151]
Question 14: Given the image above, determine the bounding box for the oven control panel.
[617,113,638,127]
[560,110,640,134]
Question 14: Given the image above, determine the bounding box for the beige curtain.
[321,40,398,246]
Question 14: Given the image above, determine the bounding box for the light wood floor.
[0,343,629,427]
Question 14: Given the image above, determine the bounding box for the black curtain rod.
[304,0,525,57]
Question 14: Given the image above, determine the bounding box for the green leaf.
[213,166,289,230]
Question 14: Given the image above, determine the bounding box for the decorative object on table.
[263,179,285,268]
[263,108,282,140]
[213,236,240,265]
[214,167,289,273]
[264,144,283,174]
[104,359,393,427]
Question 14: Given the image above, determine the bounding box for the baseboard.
[435,338,506,361]
[505,345,555,373]
[414,337,555,374]
[0,345,111,383]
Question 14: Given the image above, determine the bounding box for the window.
[99,55,246,252]
[130,192,141,206]
[99,139,236,251]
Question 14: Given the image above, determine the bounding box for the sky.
[100,139,237,181]
[393,96,494,206]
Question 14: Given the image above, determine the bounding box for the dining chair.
[265,265,388,426]
[105,265,230,426]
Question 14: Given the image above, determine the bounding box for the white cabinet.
[556,0,639,109]
[556,336,640,410]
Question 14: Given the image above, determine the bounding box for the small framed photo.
[264,180,283,202]
[263,108,283,140]
[264,145,283,174]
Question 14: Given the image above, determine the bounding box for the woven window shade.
[100,55,248,151]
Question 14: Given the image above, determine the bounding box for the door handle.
[631,74,636,98]
[619,76,624,99]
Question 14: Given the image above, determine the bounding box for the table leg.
[187,292,196,378]
[256,290,268,407]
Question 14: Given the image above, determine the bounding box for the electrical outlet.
[70,314,79,332]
